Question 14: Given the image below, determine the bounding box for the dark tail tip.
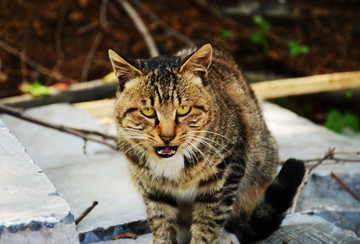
[228,159,305,243]
[277,158,306,189]
[264,158,305,215]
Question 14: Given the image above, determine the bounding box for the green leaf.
[325,109,360,133]
[249,31,264,43]
[342,113,360,132]
[21,81,51,96]
[220,29,234,41]
[249,31,269,54]
[344,91,353,100]
[253,15,272,31]
[287,41,310,57]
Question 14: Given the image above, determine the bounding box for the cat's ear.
[179,43,212,79]
[108,49,143,91]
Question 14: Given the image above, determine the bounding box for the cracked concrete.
[1,101,359,243]
[0,120,78,243]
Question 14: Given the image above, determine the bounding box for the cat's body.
[109,44,305,244]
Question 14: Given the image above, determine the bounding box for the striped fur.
[109,44,305,244]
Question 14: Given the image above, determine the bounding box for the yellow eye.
[177,105,191,116]
[141,108,156,118]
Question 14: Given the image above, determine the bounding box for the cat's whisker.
[187,130,233,143]
[186,134,235,159]
[185,139,220,176]
[121,132,147,140]
[121,141,149,156]
[121,128,156,142]
[185,139,211,165]
[186,136,225,161]
[186,134,226,149]
[183,141,198,163]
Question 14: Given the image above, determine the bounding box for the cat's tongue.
[156,145,177,158]
[162,146,172,154]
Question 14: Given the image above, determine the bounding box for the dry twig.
[115,0,159,57]
[81,0,108,81]
[75,201,99,225]
[190,0,243,29]
[331,171,360,202]
[291,147,336,213]
[81,32,104,82]
[0,104,118,151]
[128,0,193,46]
[0,40,77,84]
[282,237,293,244]
[48,6,68,85]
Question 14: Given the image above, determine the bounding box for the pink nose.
[159,134,175,143]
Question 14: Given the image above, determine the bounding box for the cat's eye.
[177,105,191,117]
[141,108,156,118]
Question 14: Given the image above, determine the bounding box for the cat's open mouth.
[156,146,178,158]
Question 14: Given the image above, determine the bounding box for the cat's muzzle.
[156,145,178,158]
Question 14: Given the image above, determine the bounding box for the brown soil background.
[1,0,360,124]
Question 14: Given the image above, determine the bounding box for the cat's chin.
[155,145,178,158]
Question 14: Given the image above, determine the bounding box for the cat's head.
[109,44,214,160]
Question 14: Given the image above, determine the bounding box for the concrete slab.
[0,119,78,243]
[0,104,147,240]
[262,102,360,161]
[93,213,360,244]
[1,101,360,243]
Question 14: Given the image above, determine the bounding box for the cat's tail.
[226,158,305,243]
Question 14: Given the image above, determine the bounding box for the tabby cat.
[109,44,305,244]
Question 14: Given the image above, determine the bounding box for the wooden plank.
[251,71,360,99]
[1,71,359,109]
[73,99,115,118]
[0,79,117,108]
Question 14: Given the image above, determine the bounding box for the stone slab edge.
[0,119,79,243]
[79,220,150,243]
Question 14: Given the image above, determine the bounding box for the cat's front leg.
[190,198,230,244]
[144,198,179,244]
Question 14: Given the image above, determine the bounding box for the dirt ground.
[0,0,360,124]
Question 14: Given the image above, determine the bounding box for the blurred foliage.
[344,91,353,100]
[249,31,270,54]
[287,41,310,57]
[325,110,360,133]
[253,15,272,31]
[250,15,309,57]
[220,29,234,41]
[273,92,360,135]
[20,81,51,96]
[249,15,271,54]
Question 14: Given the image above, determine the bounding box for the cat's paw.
[220,229,241,244]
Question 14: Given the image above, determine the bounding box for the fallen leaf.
[112,233,137,240]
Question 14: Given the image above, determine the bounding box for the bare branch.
[81,32,104,81]
[48,6,68,84]
[0,40,77,84]
[190,0,243,29]
[128,0,193,46]
[81,0,108,81]
[291,147,336,213]
[0,104,118,151]
[75,201,98,225]
[331,171,360,202]
[115,0,159,57]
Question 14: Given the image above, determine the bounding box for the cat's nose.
[159,134,175,144]
[158,120,175,143]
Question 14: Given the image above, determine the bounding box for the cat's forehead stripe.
[146,68,179,105]
[140,55,181,70]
